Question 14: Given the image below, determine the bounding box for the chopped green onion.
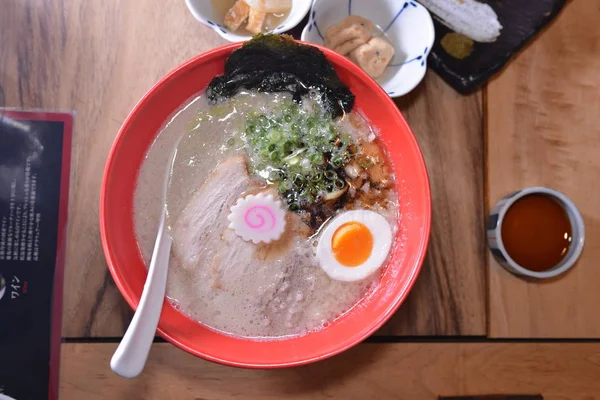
[283,140,294,154]
[239,99,363,212]
[284,103,299,115]
[268,129,284,142]
[324,170,337,181]
[311,172,323,182]
[278,181,286,193]
[269,170,283,181]
[283,147,306,162]
[309,152,323,165]
[293,174,306,186]
[300,158,312,170]
[331,156,344,168]
[258,115,270,128]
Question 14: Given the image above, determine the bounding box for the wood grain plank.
[379,75,486,335]
[61,342,600,399]
[0,0,485,337]
[487,0,600,337]
[0,0,227,337]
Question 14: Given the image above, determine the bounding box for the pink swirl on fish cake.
[227,192,287,244]
[244,205,277,232]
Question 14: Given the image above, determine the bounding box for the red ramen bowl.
[100,42,431,368]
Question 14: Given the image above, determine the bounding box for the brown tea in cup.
[501,194,572,272]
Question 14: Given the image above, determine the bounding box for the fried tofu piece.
[350,37,395,79]
[333,37,367,56]
[324,16,374,50]
[224,0,251,32]
[246,7,267,34]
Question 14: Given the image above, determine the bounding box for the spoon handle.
[110,207,172,379]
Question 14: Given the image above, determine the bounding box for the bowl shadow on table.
[148,342,387,395]
[392,78,425,110]
[272,344,387,393]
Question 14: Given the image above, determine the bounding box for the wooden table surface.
[0,0,486,338]
[2,0,600,396]
[487,0,600,338]
[61,342,600,399]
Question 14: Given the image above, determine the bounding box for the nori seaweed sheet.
[207,34,354,118]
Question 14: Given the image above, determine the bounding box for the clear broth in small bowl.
[501,194,572,272]
[210,0,290,35]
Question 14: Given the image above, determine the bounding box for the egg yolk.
[331,222,374,267]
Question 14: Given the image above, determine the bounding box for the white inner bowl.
[185,0,313,42]
[301,0,435,97]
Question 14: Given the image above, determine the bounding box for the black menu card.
[0,110,73,400]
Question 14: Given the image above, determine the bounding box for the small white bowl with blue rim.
[301,0,435,97]
[185,0,313,42]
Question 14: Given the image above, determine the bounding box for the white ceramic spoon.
[110,148,177,378]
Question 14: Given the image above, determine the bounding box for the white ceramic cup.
[185,0,313,42]
[487,187,585,279]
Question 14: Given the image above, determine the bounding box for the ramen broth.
[133,91,399,340]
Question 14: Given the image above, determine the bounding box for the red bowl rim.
[100,41,431,368]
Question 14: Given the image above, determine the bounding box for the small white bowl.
[185,0,313,42]
[301,0,435,97]
[487,187,586,279]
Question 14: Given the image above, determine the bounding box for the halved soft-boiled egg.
[316,210,393,282]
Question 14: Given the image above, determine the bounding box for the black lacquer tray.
[426,0,567,93]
